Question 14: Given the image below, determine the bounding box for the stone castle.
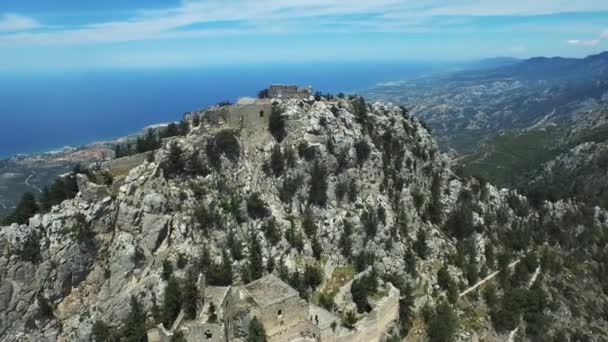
[147,272,399,342]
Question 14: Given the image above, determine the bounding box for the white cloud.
[0,14,39,32]
[568,28,608,47]
[1,1,608,46]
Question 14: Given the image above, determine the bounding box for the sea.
[0,62,444,158]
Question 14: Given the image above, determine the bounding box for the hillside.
[0,91,607,341]
[364,52,608,152]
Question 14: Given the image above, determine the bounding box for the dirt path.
[24,172,43,193]
[459,259,521,299]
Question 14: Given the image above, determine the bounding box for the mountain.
[364,51,608,152]
[460,104,608,208]
[0,89,606,341]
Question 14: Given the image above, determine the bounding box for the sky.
[1,0,607,70]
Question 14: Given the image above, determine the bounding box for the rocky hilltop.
[1,89,607,341]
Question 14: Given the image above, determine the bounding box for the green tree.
[354,139,371,166]
[249,232,264,281]
[162,260,174,281]
[247,193,270,219]
[207,250,233,286]
[162,276,182,327]
[427,302,458,342]
[227,228,244,261]
[3,192,39,225]
[339,221,353,258]
[182,271,199,320]
[268,104,287,142]
[162,142,185,177]
[208,301,218,322]
[303,264,323,290]
[248,316,268,342]
[308,161,328,207]
[121,296,147,342]
[413,229,429,260]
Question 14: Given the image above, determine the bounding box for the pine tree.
[162,276,182,327]
[163,142,185,177]
[339,221,353,258]
[227,228,244,261]
[182,271,199,320]
[308,161,328,207]
[413,229,429,260]
[162,260,174,281]
[249,232,264,281]
[121,296,147,342]
[427,301,458,342]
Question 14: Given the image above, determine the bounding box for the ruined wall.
[268,85,312,100]
[103,153,150,177]
[256,296,309,340]
[223,102,272,131]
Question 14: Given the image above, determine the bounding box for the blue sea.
[0,62,443,158]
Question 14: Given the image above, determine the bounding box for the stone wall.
[103,153,150,177]
[268,85,312,100]
[257,296,309,339]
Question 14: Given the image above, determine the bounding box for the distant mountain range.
[364,51,608,152]
[364,51,608,207]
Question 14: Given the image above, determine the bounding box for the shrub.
[354,140,371,166]
[262,219,281,245]
[279,175,303,204]
[17,233,41,264]
[162,142,185,177]
[303,264,323,290]
[351,271,378,313]
[247,193,270,219]
[302,209,317,237]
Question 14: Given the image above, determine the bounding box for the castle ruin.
[147,273,399,342]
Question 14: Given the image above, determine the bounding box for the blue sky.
[1,0,607,70]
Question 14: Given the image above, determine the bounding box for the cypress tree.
[162,276,182,327]
[249,232,264,281]
[182,271,199,320]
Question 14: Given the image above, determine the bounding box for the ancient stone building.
[268,84,313,100]
[147,272,399,342]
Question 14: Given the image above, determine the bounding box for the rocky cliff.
[1,93,607,341]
